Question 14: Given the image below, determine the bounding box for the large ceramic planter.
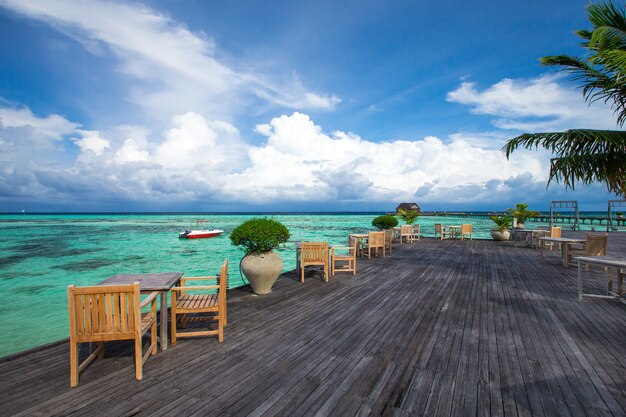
[490,229,511,241]
[240,251,283,295]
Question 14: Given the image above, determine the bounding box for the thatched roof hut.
[396,202,421,213]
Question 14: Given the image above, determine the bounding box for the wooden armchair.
[434,223,443,239]
[411,224,421,242]
[170,259,228,345]
[68,282,158,387]
[384,229,394,255]
[363,231,386,258]
[567,233,608,266]
[460,224,472,240]
[300,242,329,282]
[540,227,561,251]
[331,237,358,276]
[400,225,413,243]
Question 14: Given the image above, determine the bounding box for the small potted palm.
[489,215,512,241]
[507,203,539,228]
[396,208,420,225]
[230,218,290,295]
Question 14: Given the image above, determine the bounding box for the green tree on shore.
[503,1,626,197]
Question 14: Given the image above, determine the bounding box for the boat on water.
[179,220,224,239]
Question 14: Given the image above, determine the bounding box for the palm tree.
[503,1,626,197]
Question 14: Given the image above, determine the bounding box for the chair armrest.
[171,285,220,292]
[181,275,218,281]
[180,275,219,286]
[140,291,159,308]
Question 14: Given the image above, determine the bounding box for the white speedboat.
[179,220,224,239]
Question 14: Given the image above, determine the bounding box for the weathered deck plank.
[1,233,625,417]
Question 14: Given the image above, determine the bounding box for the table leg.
[160,290,169,351]
[607,268,613,296]
[562,244,569,268]
[578,260,583,301]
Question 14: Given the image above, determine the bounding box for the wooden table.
[538,237,585,268]
[574,256,625,302]
[98,272,183,351]
[514,229,549,249]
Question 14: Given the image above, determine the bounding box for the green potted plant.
[372,215,399,230]
[230,217,290,295]
[507,203,539,228]
[489,215,512,241]
[396,208,420,225]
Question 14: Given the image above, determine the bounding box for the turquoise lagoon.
[0,213,598,357]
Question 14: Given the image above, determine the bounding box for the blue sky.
[0,0,620,212]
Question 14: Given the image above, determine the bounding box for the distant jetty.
[417,211,625,228]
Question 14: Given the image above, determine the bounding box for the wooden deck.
[1,233,625,416]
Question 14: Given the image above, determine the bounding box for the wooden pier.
[425,212,626,228]
[1,233,625,416]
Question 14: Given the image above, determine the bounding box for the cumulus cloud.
[0,105,551,208]
[447,74,619,131]
[0,0,340,120]
[0,106,78,139]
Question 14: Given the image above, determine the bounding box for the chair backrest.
[68,283,141,343]
[400,225,412,235]
[585,233,608,256]
[384,229,394,248]
[218,259,228,311]
[368,231,385,248]
[550,227,561,238]
[462,224,472,234]
[434,223,442,233]
[301,242,329,263]
[412,224,420,233]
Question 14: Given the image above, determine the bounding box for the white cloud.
[0,106,78,139]
[447,74,619,131]
[73,129,110,156]
[0,0,340,120]
[1,106,550,207]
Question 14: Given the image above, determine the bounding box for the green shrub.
[372,215,399,230]
[230,218,290,255]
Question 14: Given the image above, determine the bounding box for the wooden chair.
[300,242,329,282]
[411,224,421,242]
[434,223,443,239]
[170,259,228,345]
[331,237,357,276]
[363,231,385,258]
[384,229,394,255]
[400,225,413,243]
[567,233,608,266]
[540,227,561,251]
[68,282,158,387]
[460,224,473,240]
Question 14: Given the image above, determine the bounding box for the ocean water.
[0,212,608,357]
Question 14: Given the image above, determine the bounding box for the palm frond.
[503,129,626,196]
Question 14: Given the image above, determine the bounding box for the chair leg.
[301,265,305,283]
[70,341,79,387]
[218,314,224,343]
[97,342,105,359]
[170,293,177,347]
[134,336,143,381]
